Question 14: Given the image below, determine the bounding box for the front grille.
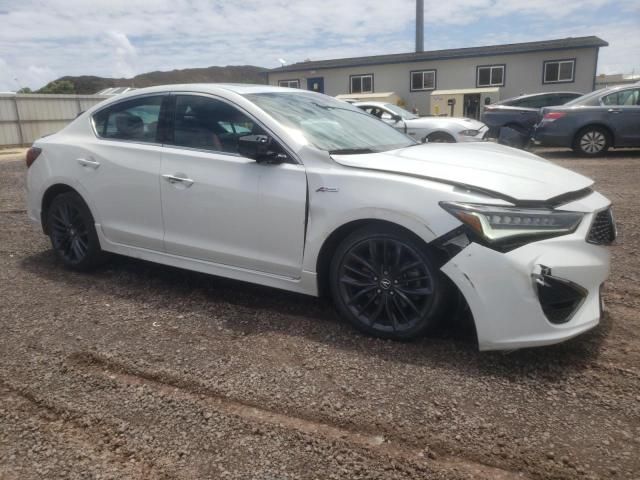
[587,208,616,245]
[536,275,587,324]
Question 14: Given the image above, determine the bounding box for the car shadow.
[535,147,640,159]
[20,249,610,383]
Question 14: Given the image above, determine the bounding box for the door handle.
[162,174,194,187]
[608,108,622,114]
[77,158,100,169]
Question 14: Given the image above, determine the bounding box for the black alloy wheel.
[330,226,444,340]
[47,192,104,270]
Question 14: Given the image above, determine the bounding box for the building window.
[350,74,374,94]
[543,59,575,84]
[476,65,505,87]
[278,79,300,88]
[410,70,436,91]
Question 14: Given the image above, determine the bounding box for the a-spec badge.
[316,187,339,193]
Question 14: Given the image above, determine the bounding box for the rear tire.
[47,192,104,271]
[329,225,446,340]
[426,132,456,143]
[573,126,610,157]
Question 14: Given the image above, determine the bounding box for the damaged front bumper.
[440,193,612,351]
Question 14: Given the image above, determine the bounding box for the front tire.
[329,226,445,340]
[47,192,104,271]
[573,126,610,156]
[426,132,456,143]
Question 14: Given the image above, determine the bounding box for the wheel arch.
[41,183,85,234]
[315,219,431,299]
[573,123,615,147]
[425,131,456,143]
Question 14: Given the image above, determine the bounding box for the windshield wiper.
[329,148,376,155]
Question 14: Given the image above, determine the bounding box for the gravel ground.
[0,147,639,479]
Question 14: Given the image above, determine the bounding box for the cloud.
[106,31,137,78]
[0,0,637,90]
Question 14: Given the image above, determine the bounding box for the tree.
[38,80,76,94]
[17,87,32,93]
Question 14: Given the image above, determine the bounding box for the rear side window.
[510,96,547,108]
[169,95,265,154]
[555,94,581,105]
[93,96,164,142]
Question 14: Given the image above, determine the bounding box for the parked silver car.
[354,101,488,143]
[534,85,640,156]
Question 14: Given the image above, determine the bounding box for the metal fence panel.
[0,94,109,147]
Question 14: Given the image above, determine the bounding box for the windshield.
[383,103,418,120]
[245,92,416,153]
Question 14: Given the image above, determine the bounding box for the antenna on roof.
[278,58,287,67]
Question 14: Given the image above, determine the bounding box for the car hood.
[331,142,593,203]
[406,116,486,130]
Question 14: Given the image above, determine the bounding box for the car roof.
[107,83,299,99]
[352,101,390,107]
[497,91,582,104]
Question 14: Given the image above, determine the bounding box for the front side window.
[544,59,575,83]
[278,79,300,88]
[410,70,436,91]
[246,92,415,153]
[477,65,505,87]
[93,96,164,142]
[350,74,373,94]
[169,95,264,153]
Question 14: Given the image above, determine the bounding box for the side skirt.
[95,225,319,297]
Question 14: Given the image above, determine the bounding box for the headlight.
[440,202,584,243]
[459,129,480,136]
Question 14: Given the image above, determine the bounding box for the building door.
[463,94,481,119]
[307,77,324,94]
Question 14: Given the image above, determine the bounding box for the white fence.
[0,94,109,147]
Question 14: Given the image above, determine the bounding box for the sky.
[0,0,639,91]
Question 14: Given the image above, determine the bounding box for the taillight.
[543,112,567,121]
[25,147,42,168]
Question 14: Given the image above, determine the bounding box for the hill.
[38,65,268,94]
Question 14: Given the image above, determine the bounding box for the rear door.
[159,94,308,278]
[601,88,640,146]
[84,95,168,250]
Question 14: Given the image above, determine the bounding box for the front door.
[82,94,167,251]
[307,77,325,94]
[463,94,481,119]
[160,94,308,278]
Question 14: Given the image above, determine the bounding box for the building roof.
[271,36,608,73]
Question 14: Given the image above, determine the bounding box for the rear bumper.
[533,123,573,148]
[441,194,612,351]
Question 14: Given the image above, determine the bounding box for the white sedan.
[26,84,614,351]
[354,101,488,143]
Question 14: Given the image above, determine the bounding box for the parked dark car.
[481,91,582,137]
[534,85,640,156]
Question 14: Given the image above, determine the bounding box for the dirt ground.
[0,146,639,480]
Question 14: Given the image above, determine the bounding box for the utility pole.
[416,0,424,53]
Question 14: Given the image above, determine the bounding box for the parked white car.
[354,101,488,143]
[26,84,615,351]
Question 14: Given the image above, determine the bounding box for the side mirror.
[238,134,287,163]
[392,114,403,123]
